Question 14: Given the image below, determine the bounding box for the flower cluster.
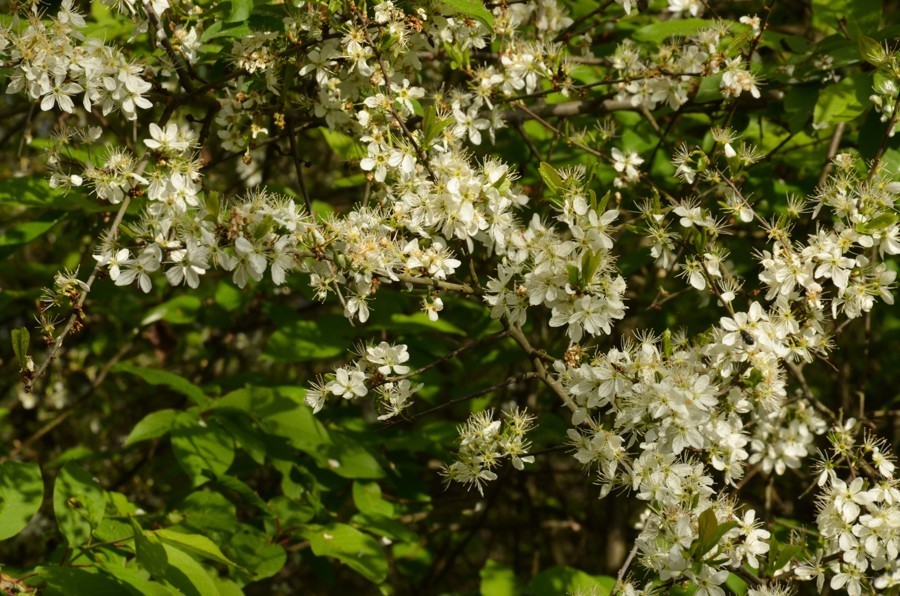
[306,341,422,420]
[791,422,900,594]
[609,23,762,113]
[441,407,536,495]
[2,0,152,121]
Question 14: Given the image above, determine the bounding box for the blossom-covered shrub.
[1,0,899,593]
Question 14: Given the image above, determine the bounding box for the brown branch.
[505,323,576,412]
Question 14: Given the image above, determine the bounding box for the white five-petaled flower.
[328,367,368,399]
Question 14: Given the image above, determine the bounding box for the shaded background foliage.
[0,0,899,593]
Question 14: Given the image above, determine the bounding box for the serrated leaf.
[125,409,178,446]
[0,461,43,541]
[113,364,208,406]
[153,528,236,566]
[53,463,106,548]
[438,0,493,29]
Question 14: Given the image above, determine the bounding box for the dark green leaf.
[225,526,286,581]
[113,364,208,406]
[10,327,29,369]
[304,523,388,584]
[37,567,131,596]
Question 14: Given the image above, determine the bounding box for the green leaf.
[200,21,251,42]
[693,509,739,558]
[226,0,253,22]
[0,176,70,208]
[322,431,385,479]
[526,566,614,595]
[141,295,203,325]
[213,474,271,513]
[113,363,208,406]
[98,565,176,596]
[814,73,873,125]
[320,128,367,160]
[213,386,331,453]
[214,282,243,312]
[0,212,65,259]
[350,513,419,543]
[125,409,179,446]
[37,567,132,596]
[153,528,236,566]
[53,463,106,548]
[263,315,354,362]
[539,162,563,192]
[353,481,394,517]
[10,327,29,369]
[373,312,467,336]
[225,526,287,581]
[161,544,221,596]
[438,0,494,29]
[480,560,519,596]
[171,415,236,487]
[632,18,711,43]
[812,0,881,37]
[784,84,820,133]
[304,523,388,584]
[0,461,43,540]
[422,105,453,145]
[133,521,169,577]
[858,212,898,233]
